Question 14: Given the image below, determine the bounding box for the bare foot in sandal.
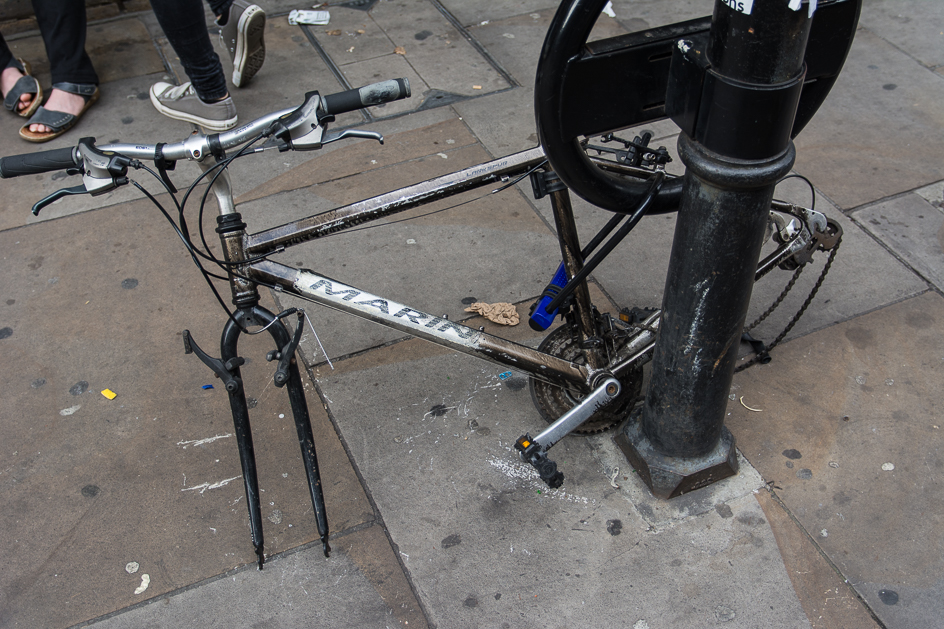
[28,88,86,133]
[1,66,35,114]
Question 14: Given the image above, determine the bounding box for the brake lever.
[76,137,130,195]
[265,91,325,151]
[32,137,133,216]
[322,129,384,146]
[32,184,88,216]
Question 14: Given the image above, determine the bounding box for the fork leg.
[220,314,266,568]
[257,307,332,557]
[220,305,332,563]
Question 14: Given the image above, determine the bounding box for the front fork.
[184,164,332,566]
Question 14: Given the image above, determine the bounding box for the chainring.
[529,325,644,434]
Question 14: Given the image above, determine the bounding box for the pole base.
[614,409,739,499]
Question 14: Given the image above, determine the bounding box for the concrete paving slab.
[469,8,627,89]
[305,8,400,66]
[238,116,476,205]
[727,291,944,629]
[235,104,454,198]
[858,0,944,69]
[453,87,540,156]
[0,198,375,627]
[606,0,713,31]
[368,0,512,97]
[914,179,944,209]
[441,0,711,33]
[853,192,944,291]
[438,0,561,27]
[317,350,812,628]
[793,28,944,210]
[755,489,881,629]
[89,533,416,629]
[86,539,397,629]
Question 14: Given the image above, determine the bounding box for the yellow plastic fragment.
[101,389,117,400]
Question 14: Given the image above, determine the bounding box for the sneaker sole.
[232,6,266,88]
[149,89,238,132]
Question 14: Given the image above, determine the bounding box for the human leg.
[149,0,229,101]
[33,0,98,86]
[21,0,99,139]
[206,0,234,16]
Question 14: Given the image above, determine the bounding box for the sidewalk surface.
[1,1,942,628]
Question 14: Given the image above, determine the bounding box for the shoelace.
[162,82,196,100]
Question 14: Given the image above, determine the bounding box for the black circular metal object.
[529,325,643,434]
[533,0,684,214]
[533,0,861,212]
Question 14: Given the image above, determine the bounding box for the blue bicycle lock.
[529,262,568,331]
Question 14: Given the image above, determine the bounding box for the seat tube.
[548,182,604,370]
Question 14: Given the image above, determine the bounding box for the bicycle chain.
[745,265,804,332]
[735,233,841,373]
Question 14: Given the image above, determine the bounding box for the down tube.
[250,260,591,389]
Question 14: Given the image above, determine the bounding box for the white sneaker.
[149,82,238,131]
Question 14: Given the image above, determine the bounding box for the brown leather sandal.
[19,82,99,143]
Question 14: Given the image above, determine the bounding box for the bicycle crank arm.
[515,377,621,488]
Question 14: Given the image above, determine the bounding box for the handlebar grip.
[321,78,411,116]
[0,147,79,178]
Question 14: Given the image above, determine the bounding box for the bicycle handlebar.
[0,78,413,179]
[321,78,411,116]
[0,146,79,178]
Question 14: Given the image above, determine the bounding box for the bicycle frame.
[242,146,607,391]
[200,143,814,395]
